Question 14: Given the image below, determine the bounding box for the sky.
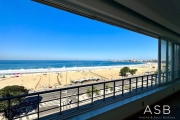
[0,0,157,60]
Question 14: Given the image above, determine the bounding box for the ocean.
[0,60,144,70]
[0,60,145,74]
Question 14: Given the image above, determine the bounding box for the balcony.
[0,73,171,120]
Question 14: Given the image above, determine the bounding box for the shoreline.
[0,63,157,90]
[0,63,156,75]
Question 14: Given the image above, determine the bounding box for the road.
[40,76,157,102]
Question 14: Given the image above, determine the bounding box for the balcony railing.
[0,73,169,120]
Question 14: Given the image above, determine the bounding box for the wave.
[0,63,151,75]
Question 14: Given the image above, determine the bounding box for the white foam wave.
[0,63,149,75]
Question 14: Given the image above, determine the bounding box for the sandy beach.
[0,63,157,91]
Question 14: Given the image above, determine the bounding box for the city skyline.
[0,0,158,60]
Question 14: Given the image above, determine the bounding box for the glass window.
[161,40,167,83]
[174,44,177,79]
[168,42,172,81]
[178,45,180,79]
[174,44,180,79]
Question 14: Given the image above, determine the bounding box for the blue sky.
[0,0,157,60]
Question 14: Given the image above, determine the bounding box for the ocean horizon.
[0,60,144,71]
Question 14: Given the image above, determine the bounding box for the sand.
[0,63,157,91]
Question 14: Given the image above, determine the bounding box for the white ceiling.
[33,0,180,43]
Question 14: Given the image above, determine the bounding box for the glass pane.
[168,42,172,81]
[174,44,180,79]
[174,44,177,79]
[178,45,180,79]
[161,40,166,83]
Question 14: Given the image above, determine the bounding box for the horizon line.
[0,59,157,61]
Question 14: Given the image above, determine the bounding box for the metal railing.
[0,74,161,119]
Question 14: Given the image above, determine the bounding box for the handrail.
[0,74,157,101]
[0,73,161,119]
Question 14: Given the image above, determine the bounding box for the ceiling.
[115,0,180,36]
[33,0,180,44]
[141,0,180,29]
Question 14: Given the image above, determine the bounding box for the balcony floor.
[125,90,180,120]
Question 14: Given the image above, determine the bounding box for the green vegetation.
[105,83,110,90]
[129,69,137,75]
[86,86,100,97]
[124,85,130,90]
[110,87,114,92]
[86,88,91,97]
[119,67,130,76]
[93,86,100,95]
[0,85,28,118]
[70,80,73,83]
[119,67,138,76]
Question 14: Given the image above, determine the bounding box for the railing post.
[92,85,93,105]
[151,75,153,87]
[8,99,11,120]
[38,94,40,120]
[103,83,105,102]
[156,74,158,86]
[122,80,124,96]
[157,74,159,85]
[163,73,165,83]
[136,77,138,91]
[147,75,148,88]
[142,76,143,90]
[60,90,62,115]
[77,87,79,109]
[113,81,115,99]
[129,78,131,93]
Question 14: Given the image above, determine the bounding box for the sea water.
[0,60,145,74]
